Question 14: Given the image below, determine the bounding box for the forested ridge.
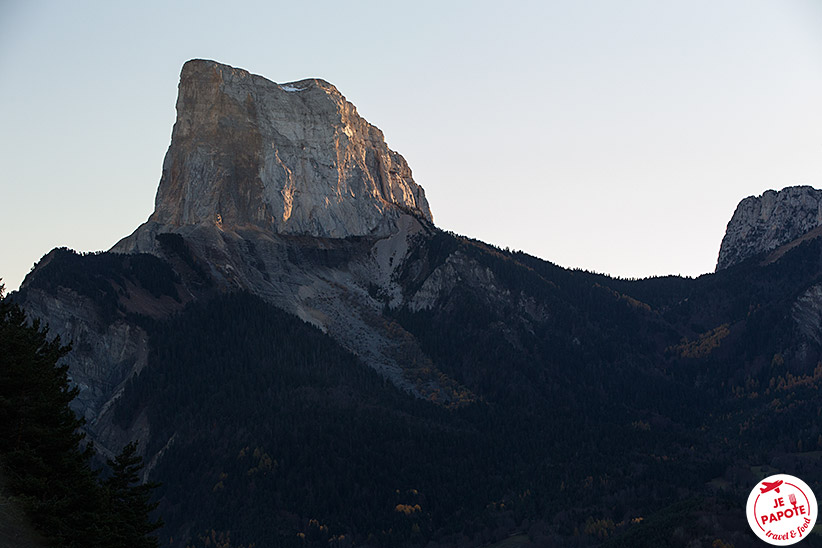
[10,226,822,547]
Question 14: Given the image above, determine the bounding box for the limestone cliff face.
[716,186,822,271]
[18,60,471,455]
[103,60,452,400]
[129,59,430,244]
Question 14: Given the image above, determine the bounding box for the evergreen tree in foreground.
[101,442,163,548]
[0,283,161,547]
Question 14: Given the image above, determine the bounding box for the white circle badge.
[747,474,817,545]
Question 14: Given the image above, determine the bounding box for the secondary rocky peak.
[716,185,822,271]
[147,59,431,239]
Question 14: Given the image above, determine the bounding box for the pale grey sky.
[2,0,821,290]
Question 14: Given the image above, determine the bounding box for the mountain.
[115,59,431,248]
[716,185,822,271]
[20,60,448,443]
[9,60,822,547]
[109,59,455,398]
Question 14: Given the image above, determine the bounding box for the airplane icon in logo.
[760,480,783,494]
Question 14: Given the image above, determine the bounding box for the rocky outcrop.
[21,286,150,425]
[114,59,431,254]
[17,60,466,455]
[407,250,509,312]
[103,60,457,398]
[716,186,822,271]
[793,284,822,345]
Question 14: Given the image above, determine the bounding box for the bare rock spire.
[122,59,432,248]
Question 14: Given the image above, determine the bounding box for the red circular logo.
[747,474,817,545]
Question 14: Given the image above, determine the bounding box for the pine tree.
[0,284,163,547]
[101,441,163,548]
[0,285,102,546]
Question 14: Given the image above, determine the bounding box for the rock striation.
[116,59,431,252]
[18,60,474,458]
[716,186,822,271]
[100,60,465,408]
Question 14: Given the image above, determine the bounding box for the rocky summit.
[29,61,454,437]
[115,59,430,252]
[716,185,822,271]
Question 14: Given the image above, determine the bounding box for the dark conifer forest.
[6,226,822,547]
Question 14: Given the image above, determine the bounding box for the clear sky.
[1,0,821,291]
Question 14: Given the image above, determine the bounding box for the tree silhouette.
[101,441,162,548]
[0,283,162,547]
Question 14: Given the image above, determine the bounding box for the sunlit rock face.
[716,186,822,271]
[105,60,451,403]
[122,59,431,248]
